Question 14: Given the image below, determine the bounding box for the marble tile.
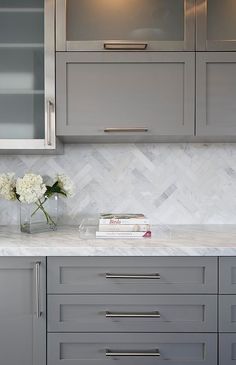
[0,143,236,225]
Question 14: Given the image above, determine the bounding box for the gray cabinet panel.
[47,257,217,294]
[56,52,195,140]
[219,296,236,332]
[219,257,236,294]
[219,334,236,365]
[196,53,236,137]
[0,257,46,365]
[48,294,217,333]
[48,333,217,365]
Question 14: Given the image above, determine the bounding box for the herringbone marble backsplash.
[0,143,236,225]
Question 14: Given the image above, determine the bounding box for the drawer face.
[48,333,217,365]
[219,296,236,332]
[47,257,217,294]
[48,294,217,333]
[220,257,236,293]
[219,334,236,365]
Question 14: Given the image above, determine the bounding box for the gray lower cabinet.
[196,52,236,137]
[219,334,236,365]
[219,296,236,332]
[48,333,217,365]
[48,294,217,333]
[219,257,236,293]
[0,257,46,365]
[47,257,217,294]
[56,52,195,140]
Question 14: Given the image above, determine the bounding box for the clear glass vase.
[20,195,58,234]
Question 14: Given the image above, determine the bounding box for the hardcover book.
[99,224,150,232]
[99,213,149,225]
[96,231,152,238]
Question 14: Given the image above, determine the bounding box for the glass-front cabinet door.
[0,0,55,150]
[196,0,236,50]
[56,0,195,51]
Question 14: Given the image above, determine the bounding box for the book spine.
[96,231,151,238]
[99,219,149,225]
[99,224,150,232]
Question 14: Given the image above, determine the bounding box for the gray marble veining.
[1,225,236,256]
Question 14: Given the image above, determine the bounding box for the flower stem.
[32,198,56,227]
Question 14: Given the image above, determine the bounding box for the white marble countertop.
[1,225,236,256]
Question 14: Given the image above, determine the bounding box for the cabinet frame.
[0,0,56,151]
[56,0,195,52]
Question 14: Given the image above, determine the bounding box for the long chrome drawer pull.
[35,262,41,319]
[106,311,160,318]
[106,273,160,279]
[104,42,148,50]
[104,128,148,133]
[106,349,160,357]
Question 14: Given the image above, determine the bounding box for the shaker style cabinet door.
[196,53,236,137]
[48,333,217,365]
[0,0,56,151]
[56,0,195,51]
[196,0,236,51]
[56,52,195,140]
[0,257,46,365]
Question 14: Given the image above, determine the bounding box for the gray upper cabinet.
[196,0,236,51]
[0,0,56,151]
[56,0,195,51]
[0,257,46,365]
[56,52,195,140]
[196,52,236,137]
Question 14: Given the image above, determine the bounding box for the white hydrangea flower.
[57,174,75,197]
[0,173,16,201]
[16,173,46,204]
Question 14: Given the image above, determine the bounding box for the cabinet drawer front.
[56,52,195,138]
[219,296,236,332]
[47,257,217,294]
[219,334,236,365]
[219,257,236,293]
[48,333,217,365]
[48,294,217,333]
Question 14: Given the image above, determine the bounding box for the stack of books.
[96,214,151,238]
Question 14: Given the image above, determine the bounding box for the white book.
[99,224,150,232]
[99,213,149,225]
[99,218,150,225]
[96,231,151,238]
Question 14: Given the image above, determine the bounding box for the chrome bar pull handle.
[106,349,160,357]
[46,100,54,146]
[106,311,160,318]
[104,42,148,50]
[104,128,148,133]
[106,273,160,279]
[35,262,41,319]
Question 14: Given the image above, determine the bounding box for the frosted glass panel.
[0,95,44,139]
[67,0,184,41]
[0,49,44,90]
[0,13,44,44]
[0,0,45,140]
[207,0,236,41]
[0,0,43,7]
